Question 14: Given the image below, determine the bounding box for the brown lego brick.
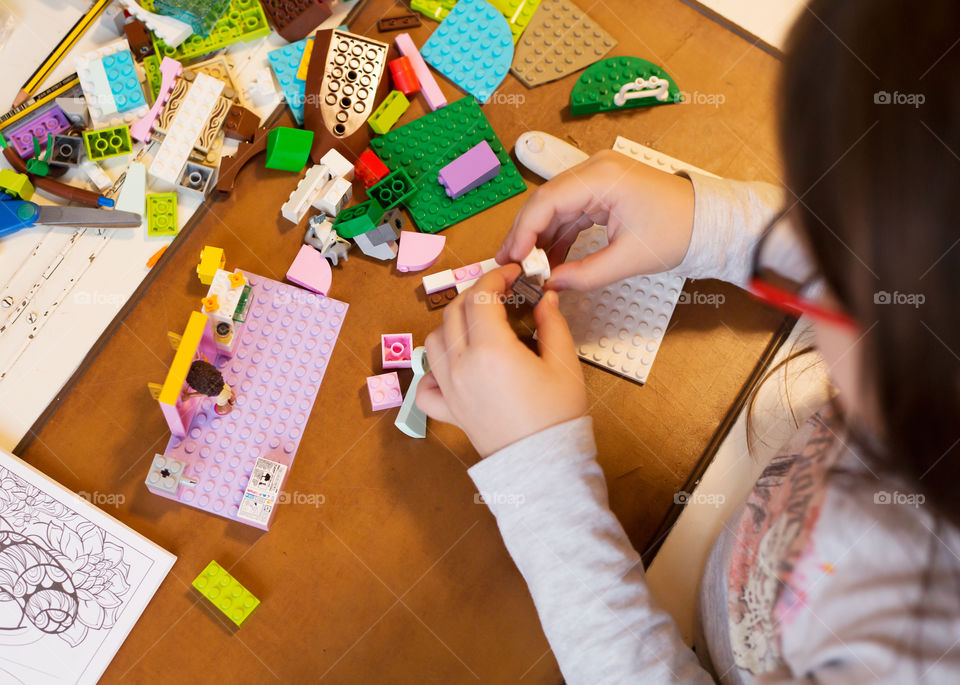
[509,275,544,307]
[261,0,332,42]
[223,104,260,142]
[425,287,457,310]
[124,19,155,60]
[378,13,421,32]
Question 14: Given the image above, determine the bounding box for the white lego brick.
[422,269,456,294]
[320,149,355,181]
[74,39,149,127]
[244,68,280,108]
[479,258,499,273]
[521,247,550,283]
[149,72,225,188]
[118,0,193,47]
[354,231,398,261]
[79,159,113,191]
[205,269,246,323]
[312,176,352,217]
[281,164,333,224]
[455,278,477,294]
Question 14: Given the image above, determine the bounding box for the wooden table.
[17,0,787,681]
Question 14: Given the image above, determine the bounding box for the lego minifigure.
[183,359,236,415]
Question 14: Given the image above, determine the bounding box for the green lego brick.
[82,125,133,161]
[192,560,260,627]
[265,126,313,172]
[367,168,416,211]
[146,192,178,236]
[368,90,409,135]
[143,54,162,101]
[369,97,526,234]
[489,0,541,43]
[0,169,34,201]
[333,198,385,239]
[411,0,456,21]
[144,0,270,63]
[570,57,682,116]
[154,0,233,38]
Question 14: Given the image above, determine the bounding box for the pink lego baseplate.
[149,272,347,529]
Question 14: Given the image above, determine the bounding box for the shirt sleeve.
[670,172,813,289]
[468,417,713,685]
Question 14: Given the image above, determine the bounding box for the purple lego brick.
[155,271,348,529]
[5,105,71,158]
[437,140,501,199]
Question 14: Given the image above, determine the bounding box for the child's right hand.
[497,150,696,291]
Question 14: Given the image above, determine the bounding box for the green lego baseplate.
[570,57,682,116]
[143,54,162,101]
[369,97,526,234]
[82,125,133,161]
[367,168,416,211]
[333,198,384,239]
[143,0,270,63]
[146,192,178,237]
[192,560,260,627]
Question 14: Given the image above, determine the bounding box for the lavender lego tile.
[5,106,72,158]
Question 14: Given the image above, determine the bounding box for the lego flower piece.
[397,231,446,272]
[228,270,246,288]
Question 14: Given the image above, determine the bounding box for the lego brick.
[102,49,148,113]
[202,268,251,345]
[365,210,403,246]
[316,30,389,140]
[244,67,280,109]
[190,55,242,99]
[312,176,352,216]
[281,163,333,223]
[489,0,541,43]
[394,33,446,111]
[4,105,71,159]
[216,127,269,193]
[145,455,189,494]
[411,0,456,21]
[197,245,226,285]
[369,97,526,233]
[570,57,682,116]
[149,72,225,187]
[395,347,428,438]
[76,40,151,126]
[192,561,260,627]
[511,0,616,87]
[354,230,398,260]
[355,149,389,188]
[261,0,332,42]
[368,90,409,135]
[397,231,445,272]
[422,269,455,295]
[267,38,308,124]
[178,161,217,200]
[381,333,413,369]
[514,130,589,180]
[154,0,233,37]
[82,125,133,161]
[333,199,384,239]
[223,104,260,141]
[378,13,421,32]
[76,49,117,123]
[157,273,348,528]
[286,244,333,295]
[265,126,314,172]
[0,169,34,201]
[146,192,179,236]
[521,246,550,283]
[237,457,287,525]
[452,258,498,289]
[509,274,544,307]
[116,161,147,218]
[79,159,112,191]
[437,140,501,199]
[320,148,354,181]
[388,57,420,96]
[143,55,163,101]
[157,311,213,426]
[421,0,513,104]
[124,19,156,59]
[367,168,416,211]
[145,0,271,61]
[426,287,457,310]
[367,372,403,411]
[119,0,193,47]
[297,36,314,80]
[130,56,183,142]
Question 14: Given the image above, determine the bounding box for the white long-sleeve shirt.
[469,173,960,684]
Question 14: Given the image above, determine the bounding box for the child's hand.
[497,150,696,291]
[416,265,588,458]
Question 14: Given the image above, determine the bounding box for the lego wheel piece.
[397,231,445,272]
[570,57,682,116]
[317,30,390,139]
[421,0,513,104]
[286,244,333,295]
[511,0,616,88]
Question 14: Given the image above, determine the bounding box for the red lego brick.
[388,56,421,96]
[261,0,332,42]
[355,149,390,188]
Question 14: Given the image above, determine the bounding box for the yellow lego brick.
[158,311,209,406]
[296,36,314,80]
[192,560,260,626]
[197,245,225,285]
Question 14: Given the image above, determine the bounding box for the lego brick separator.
[154,272,347,529]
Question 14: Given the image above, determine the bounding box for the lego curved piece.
[514,131,589,180]
[570,57,682,116]
[215,127,270,193]
[420,0,513,104]
[130,57,183,142]
[286,244,333,295]
[397,231,446,272]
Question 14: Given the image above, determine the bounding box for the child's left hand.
[416,265,588,458]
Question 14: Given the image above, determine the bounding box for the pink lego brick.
[5,105,71,158]
[131,56,183,142]
[438,140,501,199]
[397,231,445,272]
[381,333,413,369]
[395,32,447,111]
[286,244,333,295]
[453,261,487,284]
[157,272,348,529]
[367,372,403,411]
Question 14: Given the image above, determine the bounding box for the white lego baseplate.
[555,136,718,384]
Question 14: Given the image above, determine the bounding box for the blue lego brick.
[420,0,513,104]
[101,50,148,113]
[268,39,308,125]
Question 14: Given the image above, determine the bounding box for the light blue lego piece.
[101,50,147,113]
[420,0,513,104]
[395,347,428,438]
[268,39,308,125]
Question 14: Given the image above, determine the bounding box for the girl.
[415,0,960,682]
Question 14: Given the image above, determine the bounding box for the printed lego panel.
[317,30,389,139]
[154,272,348,529]
[369,97,526,233]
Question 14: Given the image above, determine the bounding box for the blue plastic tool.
[0,200,141,238]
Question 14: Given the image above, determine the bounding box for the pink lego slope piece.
[381,333,413,369]
[155,272,348,529]
[367,372,403,410]
[131,57,183,142]
[395,33,447,111]
[6,105,71,158]
[397,231,445,272]
[438,140,501,199]
[286,244,333,295]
